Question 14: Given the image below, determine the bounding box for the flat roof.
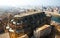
[14,11,42,18]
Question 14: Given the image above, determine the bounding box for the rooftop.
[14,11,42,18]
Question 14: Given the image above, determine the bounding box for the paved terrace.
[0,33,10,38]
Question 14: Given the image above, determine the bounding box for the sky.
[0,0,60,7]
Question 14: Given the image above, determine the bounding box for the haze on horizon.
[0,0,60,7]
